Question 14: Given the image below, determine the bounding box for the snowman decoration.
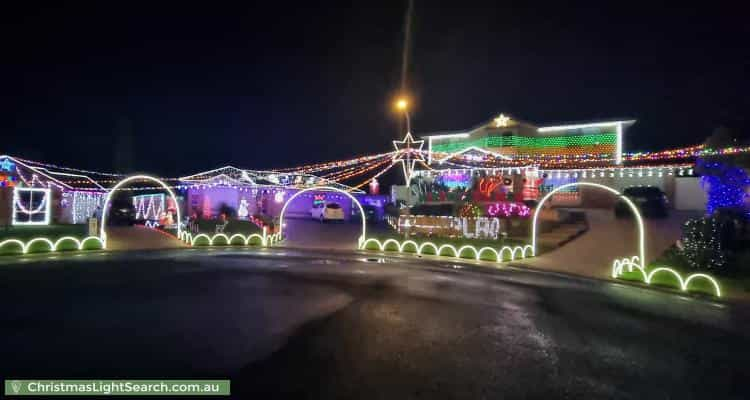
[238,198,249,219]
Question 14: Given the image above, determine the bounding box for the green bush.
[193,236,210,246]
[458,248,476,259]
[26,240,53,254]
[247,235,263,246]
[229,236,246,246]
[401,242,418,253]
[81,238,104,251]
[438,247,456,257]
[55,238,79,252]
[647,269,682,289]
[0,241,24,256]
[478,250,498,262]
[420,245,436,256]
[212,235,229,246]
[383,241,399,252]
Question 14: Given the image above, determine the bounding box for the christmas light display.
[611,256,721,297]
[133,193,165,221]
[531,182,645,263]
[350,161,396,190]
[369,178,379,195]
[493,114,511,128]
[361,237,533,262]
[13,187,51,225]
[487,202,531,218]
[459,203,482,218]
[698,160,750,215]
[68,192,105,224]
[278,187,368,247]
[237,198,249,218]
[680,217,727,271]
[0,173,17,187]
[0,158,16,171]
[478,177,504,197]
[178,228,282,247]
[397,215,503,240]
[101,175,182,244]
[272,151,397,174]
[392,132,424,186]
[0,236,104,254]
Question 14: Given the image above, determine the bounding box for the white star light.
[493,114,511,128]
[392,132,424,186]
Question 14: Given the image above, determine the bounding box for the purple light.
[486,201,531,218]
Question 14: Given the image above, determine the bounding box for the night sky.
[1,2,748,178]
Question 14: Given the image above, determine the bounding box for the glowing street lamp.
[395,97,411,134]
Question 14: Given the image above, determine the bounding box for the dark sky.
[1,1,748,178]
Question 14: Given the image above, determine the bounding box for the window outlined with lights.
[13,187,52,225]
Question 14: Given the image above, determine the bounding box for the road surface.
[0,248,747,399]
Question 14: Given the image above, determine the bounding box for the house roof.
[0,155,106,191]
[179,166,365,193]
[421,114,636,139]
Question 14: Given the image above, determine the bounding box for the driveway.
[516,209,700,279]
[105,226,187,250]
[280,218,372,250]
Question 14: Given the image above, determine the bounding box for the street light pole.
[395,98,412,206]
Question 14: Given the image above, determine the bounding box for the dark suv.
[615,186,669,218]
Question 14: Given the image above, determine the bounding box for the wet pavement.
[0,248,748,399]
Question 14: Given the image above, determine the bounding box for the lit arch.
[531,182,645,264]
[101,175,182,246]
[279,186,366,247]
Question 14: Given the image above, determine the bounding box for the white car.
[311,202,344,222]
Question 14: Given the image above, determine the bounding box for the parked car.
[109,198,136,226]
[615,186,669,218]
[311,202,345,222]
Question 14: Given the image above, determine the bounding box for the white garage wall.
[674,177,706,211]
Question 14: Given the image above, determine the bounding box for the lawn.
[0,224,89,241]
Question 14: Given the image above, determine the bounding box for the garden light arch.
[531,182,645,264]
[100,175,181,246]
[278,186,367,248]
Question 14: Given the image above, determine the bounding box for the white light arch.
[278,186,366,247]
[531,182,645,264]
[101,175,182,246]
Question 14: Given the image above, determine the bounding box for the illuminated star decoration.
[493,114,511,128]
[392,132,424,186]
[0,158,15,172]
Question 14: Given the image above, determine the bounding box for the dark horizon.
[1,2,748,178]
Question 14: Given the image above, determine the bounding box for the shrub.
[193,235,210,246]
[229,235,246,246]
[680,217,727,273]
[0,241,24,256]
[55,238,79,252]
[401,242,418,253]
[81,238,104,251]
[26,239,53,254]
